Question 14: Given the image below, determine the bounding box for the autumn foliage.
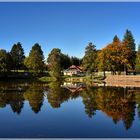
[97,36,131,75]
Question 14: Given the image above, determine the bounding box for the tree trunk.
[103,70,106,77]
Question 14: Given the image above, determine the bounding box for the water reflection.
[0,80,140,130]
[47,81,71,108]
[24,85,44,113]
[0,88,24,114]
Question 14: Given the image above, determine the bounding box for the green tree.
[135,44,140,72]
[6,52,13,71]
[82,42,97,75]
[10,42,25,71]
[24,43,45,73]
[70,56,81,66]
[47,48,62,80]
[123,29,136,70]
[61,53,71,69]
[0,49,10,72]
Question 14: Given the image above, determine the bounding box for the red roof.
[67,65,83,72]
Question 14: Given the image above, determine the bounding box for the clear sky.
[0,2,140,58]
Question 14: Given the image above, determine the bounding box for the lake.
[0,80,140,138]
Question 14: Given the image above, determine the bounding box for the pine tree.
[123,29,136,70]
[10,42,25,71]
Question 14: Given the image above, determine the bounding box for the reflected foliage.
[81,86,136,130]
[96,87,135,130]
[47,81,71,108]
[134,89,140,119]
[81,86,97,118]
[0,81,140,131]
[24,85,44,113]
[0,89,24,114]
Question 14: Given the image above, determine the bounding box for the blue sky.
[0,2,140,58]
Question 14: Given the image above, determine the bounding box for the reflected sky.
[0,80,140,138]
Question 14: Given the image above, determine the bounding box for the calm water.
[0,80,140,138]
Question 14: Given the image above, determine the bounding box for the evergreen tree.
[135,44,140,72]
[70,56,81,66]
[60,53,71,69]
[0,49,7,72]
[0,49,10,72]
[113,35,120,43]
[82,42,97,75]
[47,48,62,80]
[24,43,45,73]
[123,29,136,70]
[10,42,25,70]
[6,52,13,71]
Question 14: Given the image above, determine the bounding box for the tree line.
[0,29,140,78]
[83,29,140,76]
[0,43,81,73]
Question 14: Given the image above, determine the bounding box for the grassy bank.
[38,76,55,82]
[65,75,105,82]
[38,75,105,83]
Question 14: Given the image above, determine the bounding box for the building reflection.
[47,81,71,108]
[61,82,86,93]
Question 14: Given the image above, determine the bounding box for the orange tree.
[97,36,131,75]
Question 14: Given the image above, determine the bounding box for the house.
[63,65,85,76]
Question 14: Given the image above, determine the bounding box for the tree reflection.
[81,86,97,118]
[134,89,140,120]
[0,89,24,114]
[24,85,44,113]
[98,87,135,130]
[81,86,136,130]
[47,81,71,108]
[0,80,138,131]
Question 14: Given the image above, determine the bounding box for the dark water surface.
[0,80,140,138]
